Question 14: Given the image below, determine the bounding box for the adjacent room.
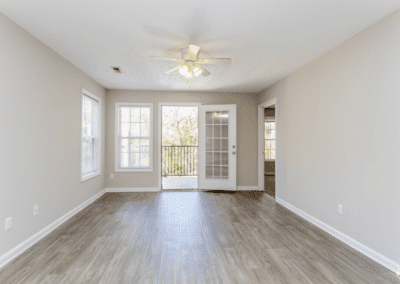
[0,0,400,283]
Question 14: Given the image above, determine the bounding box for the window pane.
[84,138,94,156]
[221,125,228,137]
[221,139,228,151]
[221,166,229,179]
[214,125,220,138]
[130,153,140,168]
[271,140,275,150]
[121,153,129,168]
[271,150,275,159]
[130,139,139,152]
[221,152,229,165]
[271,130,275,139]
[131,123,140,137]
[214,152,221,165]
[206,152,213,164]
[121,107,130,123]
[131,107,140,122]
[141,107,150,122]
[140,153,149,167]
[206,138,213,151]
[221,111,228,124]
[206,166,213,178]
[121,123,130,137]
[206,112,213,124]
[141,123,149,137]
[121,139,129,153]
[140,146,149,153]
[140,139,149,146]
[266,140,271,150]
[271,122,275,129]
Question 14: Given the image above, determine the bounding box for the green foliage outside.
[162,107,198,176]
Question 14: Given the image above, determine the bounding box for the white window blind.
[81,92,101,181]
[116,104,153,171]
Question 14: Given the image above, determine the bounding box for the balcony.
[162,146,198,190]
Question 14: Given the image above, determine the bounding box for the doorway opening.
[161,105,198,190]
[258,98,277,199]
[264,105,275,198]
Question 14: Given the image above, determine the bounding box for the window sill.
[81,171,101,182]
[115,168,153,173]
[264,159,275,162]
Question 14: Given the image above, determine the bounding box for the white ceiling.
[1,1,399,93]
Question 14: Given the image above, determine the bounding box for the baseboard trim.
[237,186,261,191]
[0,189,106,270]
[106,187,161,192]
[276,197,400,274]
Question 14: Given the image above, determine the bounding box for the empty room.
[0,0,400,283]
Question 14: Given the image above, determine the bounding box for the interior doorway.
[264,105,275,197]
[160,104,199,190]
[258,98,277,198]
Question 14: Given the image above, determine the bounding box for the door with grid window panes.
[119,106,151,169]
[198,105,237,190]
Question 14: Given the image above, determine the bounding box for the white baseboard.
[237,186,262,191]
[0,189,106,270]
[106,187,161,192]
[276,197,400,274]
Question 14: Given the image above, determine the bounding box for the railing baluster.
[161,146,198,177]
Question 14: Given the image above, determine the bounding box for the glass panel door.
[199,105,236,190]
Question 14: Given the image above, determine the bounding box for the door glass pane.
[205,111,229,179]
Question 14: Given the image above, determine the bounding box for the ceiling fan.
[149,44,231,79]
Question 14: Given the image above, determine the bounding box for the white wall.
[0,13,106,259]
[259,10,400,267]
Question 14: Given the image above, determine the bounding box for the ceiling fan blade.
[149,56,183,62]
[197,58,231,65]
[165,65,182,74]
[201,67,211,77]
[187,45,200,60]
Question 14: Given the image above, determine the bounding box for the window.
[265,120,275,160]
[115,103,153,172]
[81,89,101,182]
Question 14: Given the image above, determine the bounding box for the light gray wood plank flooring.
[0,191,398,284]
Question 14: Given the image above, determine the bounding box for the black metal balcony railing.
[162,146,198,176]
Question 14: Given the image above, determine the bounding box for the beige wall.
[106,90,259,189]
[259,10,400,265]
[0,13,106,258]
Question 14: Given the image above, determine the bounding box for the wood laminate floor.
[0,191,398,284]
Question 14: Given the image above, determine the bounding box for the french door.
[198,105,237,190]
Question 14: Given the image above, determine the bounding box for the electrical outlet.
[338,204,343,215]
[33,205,39,216]
[110,174,114,180]
[5,217,12,231]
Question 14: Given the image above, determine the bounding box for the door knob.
[232,145,235,149]
[232,151,236,155]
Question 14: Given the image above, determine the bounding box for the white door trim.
[158,102,201,190]
[258,98,277,195]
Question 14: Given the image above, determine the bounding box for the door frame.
[258,98,277,196]
[158,102,201,190]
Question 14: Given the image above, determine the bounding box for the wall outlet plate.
[5,217,12,231]
[338,204,343,215]
[34,205,39,216]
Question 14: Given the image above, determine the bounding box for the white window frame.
[80,89,101,182]
[115,102,153,172]
[264,118,275,161]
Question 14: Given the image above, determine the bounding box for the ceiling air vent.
[111,67,122,73]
